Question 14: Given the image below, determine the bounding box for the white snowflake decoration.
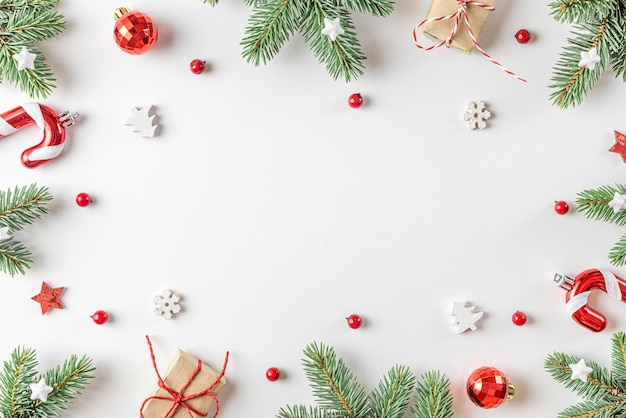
[153,289,181,319]
[463,101,491,130]
[449,301,484,334]
[125,105,159,137]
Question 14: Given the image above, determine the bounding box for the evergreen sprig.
[0,184,52,276]
[549,0,626,108]
[0,346,94,418]
[576,184,626,266]
[546,331,626,418]
[0,0,65,98]
[276,342,455,418]
[206,0,394,81]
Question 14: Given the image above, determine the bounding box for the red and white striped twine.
[412,0,526,83]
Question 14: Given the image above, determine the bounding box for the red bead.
[75,193,92,207]
[515,29,531,44]
[554,200,569,215]
[190,59,205,74]
[512,311,527,326]
[466,366,514,409]
[91,310,109,325]
[348,93,363,108]
[113,9,158,55]
[266,367,280,381]
[346,314,362,329]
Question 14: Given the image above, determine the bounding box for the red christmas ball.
[75,192,92,207]
[113,8,158,55]
[91,310,109,325]
[266,367,280,381]
[348,93,363,108]
[515,29,531,44]
[347,314,362,329]
[512,311,527,326]
[466,366,515,409]
[554,200,569,215]
[190,59,205,74]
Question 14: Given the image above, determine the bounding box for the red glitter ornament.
[113,7,158,55]
[610,130,626,162]
[31,282,64,315]
[266,367,280,381]
[466,366,515,409]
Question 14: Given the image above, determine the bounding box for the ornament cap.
[554,273,574,290]
[506,383,516,400]
[58,111,78,128]
[113,7,130,21]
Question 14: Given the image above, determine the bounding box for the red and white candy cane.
[554,269,626,332]
[412,0,526,83]
[0,103,78,168]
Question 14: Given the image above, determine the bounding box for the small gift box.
[422,0,496,54]
[140,339,228,418]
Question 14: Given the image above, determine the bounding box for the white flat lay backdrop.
[1,1,626,417]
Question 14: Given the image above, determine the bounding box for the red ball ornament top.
[466,366,515,409]
[113,7,158,55]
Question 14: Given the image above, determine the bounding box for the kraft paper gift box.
[140,349,227,418]
[422,0,496,54]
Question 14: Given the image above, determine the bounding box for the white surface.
[1,1,625,417]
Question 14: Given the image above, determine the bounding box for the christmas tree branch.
[559,399,622,418]
[576,184,626,227]
[341,0,394,17]
[2,7,64,43]
[549,0,617,24]
[370,365,415,418]
[0,184,51,232]
[411,371,454,418]
[0,347,38,418]
[302,342,370,417]
[611,332,626,387]
[545,353,614,399]
[0,238,31,277]
[276,405,332,418]
[608,233,626,266]
[550,19,611,108]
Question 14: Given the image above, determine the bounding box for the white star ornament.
[13,46,36,71]
[29,378,53,402]
[578,47,601,70]
[321,17,344,41]
[569,359,593,383]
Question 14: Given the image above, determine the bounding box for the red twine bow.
[140,336,229,418]
[413,0,526,82]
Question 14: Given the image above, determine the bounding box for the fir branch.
[241,0,301,66]
[2,7,64,43]
[550,19,612,108]
[0,238,31,277]
[576,184,626,227]
[302,342,370,417]
[33,355,95,417]
[0,44,56,99]
[411,371,454,418]
[545,352,614,400]
[369,365,415,418]
[549,0,617,24]
[340,0,394,17]
[300,0,365,81]
[611,332,626,388]
[0,184,51,232]
[608,233,626,266]
[558,399,625,418]
[0,347,38,418]
[277,405,334,418]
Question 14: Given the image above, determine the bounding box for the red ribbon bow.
[140,336,229,418]
[413,0,526,82]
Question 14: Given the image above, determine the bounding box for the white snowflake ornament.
[449,301,484,333]
[125,106,159,137]
[153,289,181,319]
[29,378,53,402]
[463,101,491,130]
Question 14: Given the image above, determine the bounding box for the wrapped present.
[140,337,228,418]
[421,0,495,54]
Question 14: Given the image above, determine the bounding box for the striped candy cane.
[0,103,78,169]
[554,269,626,332]
[413,0,526,82]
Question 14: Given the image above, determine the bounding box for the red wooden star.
[609,130,626,162]
[31,282,64,315]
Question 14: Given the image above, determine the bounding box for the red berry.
[91,310,109,325]
[512,311,527,326]
[190,59,205,74]
[347,314,362,329]
[75,192,92,207]
[348,93,363,108]
[515,29,531,44]
[554,200,569,215]
[266,367,280,381]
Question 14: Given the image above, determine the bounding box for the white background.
[1,0,625,417]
